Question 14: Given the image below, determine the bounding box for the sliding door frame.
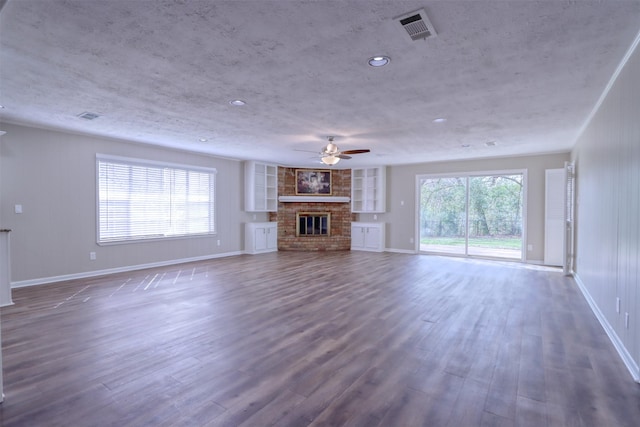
[415,169,528,261]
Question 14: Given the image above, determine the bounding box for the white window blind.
[97,155,216,244]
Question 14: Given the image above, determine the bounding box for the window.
[97,154,216,244]
[418,171,526,260]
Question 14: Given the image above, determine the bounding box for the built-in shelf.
[278,196,350,203]
[245,161,278,212]
[352,166,386,213]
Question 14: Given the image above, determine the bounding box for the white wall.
[366,153,570,262]
[0,123,254,285]
[571,32,640,380]
[1,121,570,286]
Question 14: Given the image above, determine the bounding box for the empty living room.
[1,1,639,426]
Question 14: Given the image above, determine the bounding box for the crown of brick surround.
[270,167,354,251]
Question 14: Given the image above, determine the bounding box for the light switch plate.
[15,204,22,214]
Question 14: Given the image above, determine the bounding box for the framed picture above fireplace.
[295,169,332,195]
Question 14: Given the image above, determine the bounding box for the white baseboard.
[384,248,417,254]
[574,273,640,383]
[11,251,244,289]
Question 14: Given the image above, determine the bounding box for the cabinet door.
[351,225,365,248]
[364,226,381,250]
[266,225,277,249]
[254,227,268,251]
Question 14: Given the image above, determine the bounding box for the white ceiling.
[1,0,639,167]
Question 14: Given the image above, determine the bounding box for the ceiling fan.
[319,136,370,165]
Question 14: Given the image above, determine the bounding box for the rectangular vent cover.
[78,111,100,120]
[395,8,437,41]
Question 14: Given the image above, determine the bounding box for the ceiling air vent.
[77,111,100,120]
[395,8,437,41]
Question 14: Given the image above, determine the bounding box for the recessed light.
[229,99,246,106]
[198,138,208,142]
[485,141,497,147]
[433,118,447,123]
[368,56,390,67]
[461,144,471,148]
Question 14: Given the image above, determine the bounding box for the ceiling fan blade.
[336,154,352,159]
[341,149,370,155]
[294,148,322,154]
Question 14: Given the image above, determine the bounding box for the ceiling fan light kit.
[317,136,371,166]
[321,156,341,165]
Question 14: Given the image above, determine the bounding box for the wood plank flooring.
[1,251,639,426]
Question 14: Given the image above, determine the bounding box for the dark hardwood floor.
[1,251,639,426]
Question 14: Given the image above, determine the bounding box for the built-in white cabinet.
[351,222,385,252]
[245,161,278,212]
[351,166,386,213]
[245,222,278,254]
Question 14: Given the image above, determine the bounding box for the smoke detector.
[395,8,437,41]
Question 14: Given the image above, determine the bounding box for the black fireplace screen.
[296,212,330,236]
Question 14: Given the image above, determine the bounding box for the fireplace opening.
[297,212,330,236]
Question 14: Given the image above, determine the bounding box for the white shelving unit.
[351,166,386,213]
[245,222,278,254]
[351,222,385,252]
[245,161,278,212]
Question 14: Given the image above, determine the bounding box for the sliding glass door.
[419,177,467,255]
[419,171,525,260]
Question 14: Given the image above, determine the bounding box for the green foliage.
[420,174,523,238]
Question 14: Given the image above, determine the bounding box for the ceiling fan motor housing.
[324,143,339,154]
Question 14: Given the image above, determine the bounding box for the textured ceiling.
[1,0,639,167]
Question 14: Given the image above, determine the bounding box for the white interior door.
[545,168,565,266]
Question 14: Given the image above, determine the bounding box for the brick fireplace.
[271,167,354,251]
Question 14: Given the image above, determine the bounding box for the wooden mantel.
[278,196,350,203]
